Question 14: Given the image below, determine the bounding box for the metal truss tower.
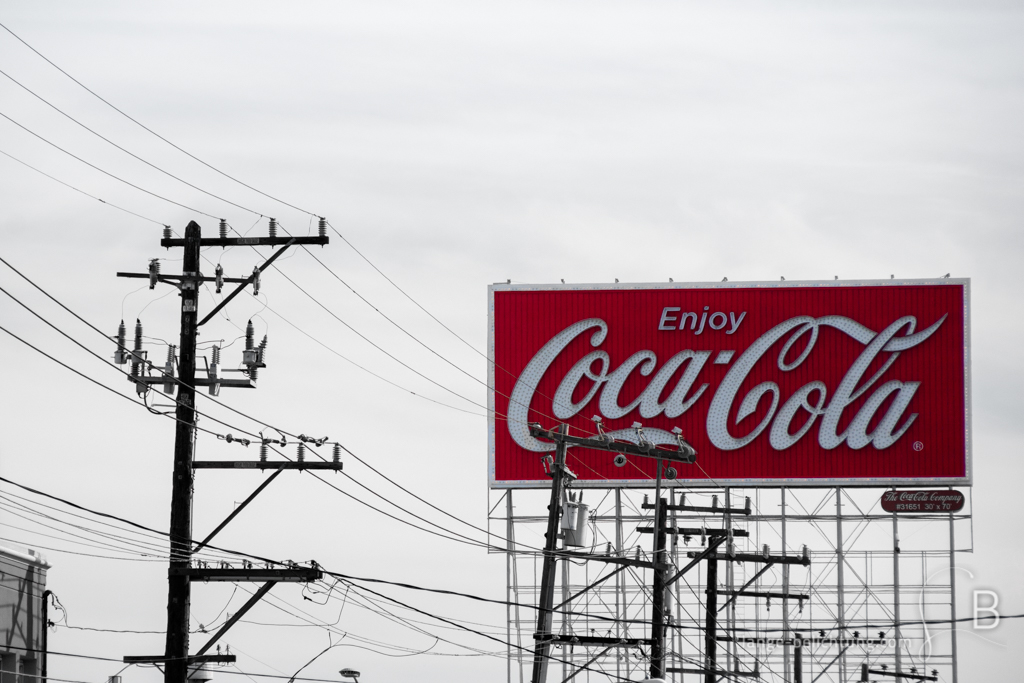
[491,486,969,683]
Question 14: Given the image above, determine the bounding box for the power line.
[287,227,589,435]
[227,225,562,436]
[338,575,634,682]
[337,442,501,542]
[0,146,169,226]
[298,243,494,394]
[261,443,502,552]
[0,484,234,564]
[0,494,234,566]
[0,494,234,564]
[0,321,516,565]
[0,283,260,441]
[326,220,483,357]
[246,578,629,680]
[4,282,493,559]
[239,583,495,660]
[0,320,225,440]
[265,439,549,555]
[1,644,359,682]
[0,19,318,218]
[325,219,562,415]
[1,472,988,644]
[0,533,169,564]
[0,255,277,439]
[0,473,676,632]
[0,256,571,557]
[263,242,594,440]
[267,263,489,413]
[0,259,556,557]
[0,511,177,562]
[326,580,509,637]
[0,17,595,446]
[3,251,482,453]
[0,475,246,562]
[1,278,503,555]
[0,109,219,218]
[256,294,485,417]
[0,65,264,217]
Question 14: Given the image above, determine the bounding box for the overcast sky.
[0,2,1021,681]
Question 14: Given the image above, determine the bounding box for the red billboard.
[488,279,970,488]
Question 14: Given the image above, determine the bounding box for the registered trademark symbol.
[913,441,924,451]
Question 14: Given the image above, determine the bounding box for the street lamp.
[339,669,360,681]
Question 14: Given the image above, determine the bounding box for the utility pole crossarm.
[160,236,329,248]
[688,549,810,566]
[722,635,892,646]
[527,424,696,464]
[535,635,652,646]
[667,666,760,678]
[124,655,236,665]
[116,272,251,284]
[134,376,255,389]
[636,526,750,538]
[169,566,322,582]
[192,461,345,470]
[866,668,938,681]
[715,589,809,600]
[643,498,752,516]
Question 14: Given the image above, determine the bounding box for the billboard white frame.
[487,277,972,489]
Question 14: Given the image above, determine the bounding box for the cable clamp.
[219,433,251,447]
[298,434,329,447]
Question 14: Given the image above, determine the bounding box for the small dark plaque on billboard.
[881,489,965,513]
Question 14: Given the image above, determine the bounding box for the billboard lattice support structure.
[491,485,969,683]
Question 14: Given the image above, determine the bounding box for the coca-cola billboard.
[488,279,970,488]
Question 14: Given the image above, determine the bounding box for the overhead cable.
[0,256,553,554]
[267,264,489,413]
[286,228,587,433]
[0,147,168,226]
[0,19,317,217]
[0,66,263,217]
[1,284,501,554]
[0,109,219,218]
[325,220,560,410]
[257,295,485,417]
[2,472,986,645]
[0,284,260,440]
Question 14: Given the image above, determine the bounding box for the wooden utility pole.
[649,493,668,679]
[703,552,719,683]
[164,220,201,682]
[116,219,338,682]
[527,421,696,683]
[794,633,803,683]
[531,423,572,683]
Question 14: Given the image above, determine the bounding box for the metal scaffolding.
[490,486,971,683]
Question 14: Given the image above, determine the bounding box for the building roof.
[0,544,51,569]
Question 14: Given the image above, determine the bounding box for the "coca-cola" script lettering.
[508,314,946,454]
